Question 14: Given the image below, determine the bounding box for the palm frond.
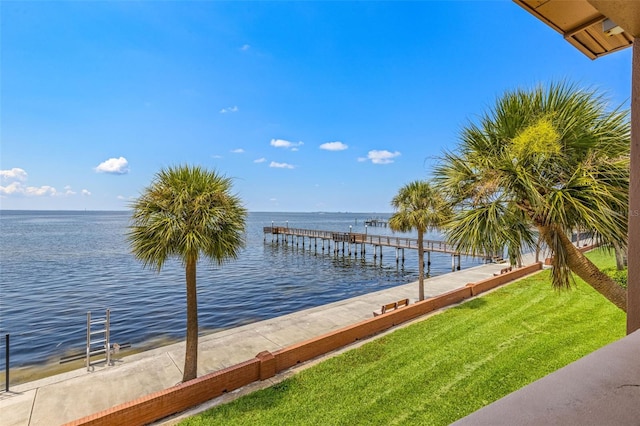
[389,180,451,234]
[128,165,247,271]
[434,80,629,292]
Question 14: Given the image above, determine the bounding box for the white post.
[628,39,640,334]
[86,311,91,372]
[105,309,111,366]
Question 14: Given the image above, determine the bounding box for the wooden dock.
[364,218,388,227]
[263,226,494,270]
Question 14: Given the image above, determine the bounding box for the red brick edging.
[65,262,543,426]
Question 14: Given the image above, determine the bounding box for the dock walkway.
[364,218,387,227]
[264,226,496,269]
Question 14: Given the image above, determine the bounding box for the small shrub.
[603,267,627,289]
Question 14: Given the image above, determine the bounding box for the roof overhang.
[514,0,639,59]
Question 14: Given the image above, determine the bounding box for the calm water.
[0,211,484,368]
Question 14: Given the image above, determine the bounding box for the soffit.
[513,0,637,60]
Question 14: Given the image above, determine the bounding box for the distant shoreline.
[0,209,394,214]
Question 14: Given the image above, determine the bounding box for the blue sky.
[1,1,633,212]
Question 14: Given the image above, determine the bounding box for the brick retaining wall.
[66,262,542,426]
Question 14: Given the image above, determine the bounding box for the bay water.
[0,210,485,368]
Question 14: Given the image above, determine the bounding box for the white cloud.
[270,139,304,150]
[319,141,348,151]
[95,157,129,174]
[211,154,223,159]
[82,189,91,196]
[0,181,25,195]
[254,157,267,163]
[0,169,92,200]
[0,168,28,182]
[0,168,59,197]
[269,161,295,169]
[220,106,239,114]
[231,148,244,154]
[365,150,401,165]
[23,185,57,196]
[241,44,251,51]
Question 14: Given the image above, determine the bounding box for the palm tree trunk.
[613,242,627,271]
[418,228,425,301]
[539,225,627,312]
[183,256,198,382]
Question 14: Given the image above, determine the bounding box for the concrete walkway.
[1,260,523,426]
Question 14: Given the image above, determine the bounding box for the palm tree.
[128,165,247,382]
[434,82,629,311]
[389,180,451,301]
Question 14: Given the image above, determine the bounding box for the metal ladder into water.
[86,309,111,371]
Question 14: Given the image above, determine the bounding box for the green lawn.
[182,250,625,425]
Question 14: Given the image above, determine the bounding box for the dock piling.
[263,226,487,269]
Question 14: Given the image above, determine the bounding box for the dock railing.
[264,227,477,257]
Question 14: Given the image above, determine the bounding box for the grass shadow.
[456,298,488,309]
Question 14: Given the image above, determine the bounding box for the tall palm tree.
[128,165,247,382]
[434,82,629,311]
[389,180,451,301]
